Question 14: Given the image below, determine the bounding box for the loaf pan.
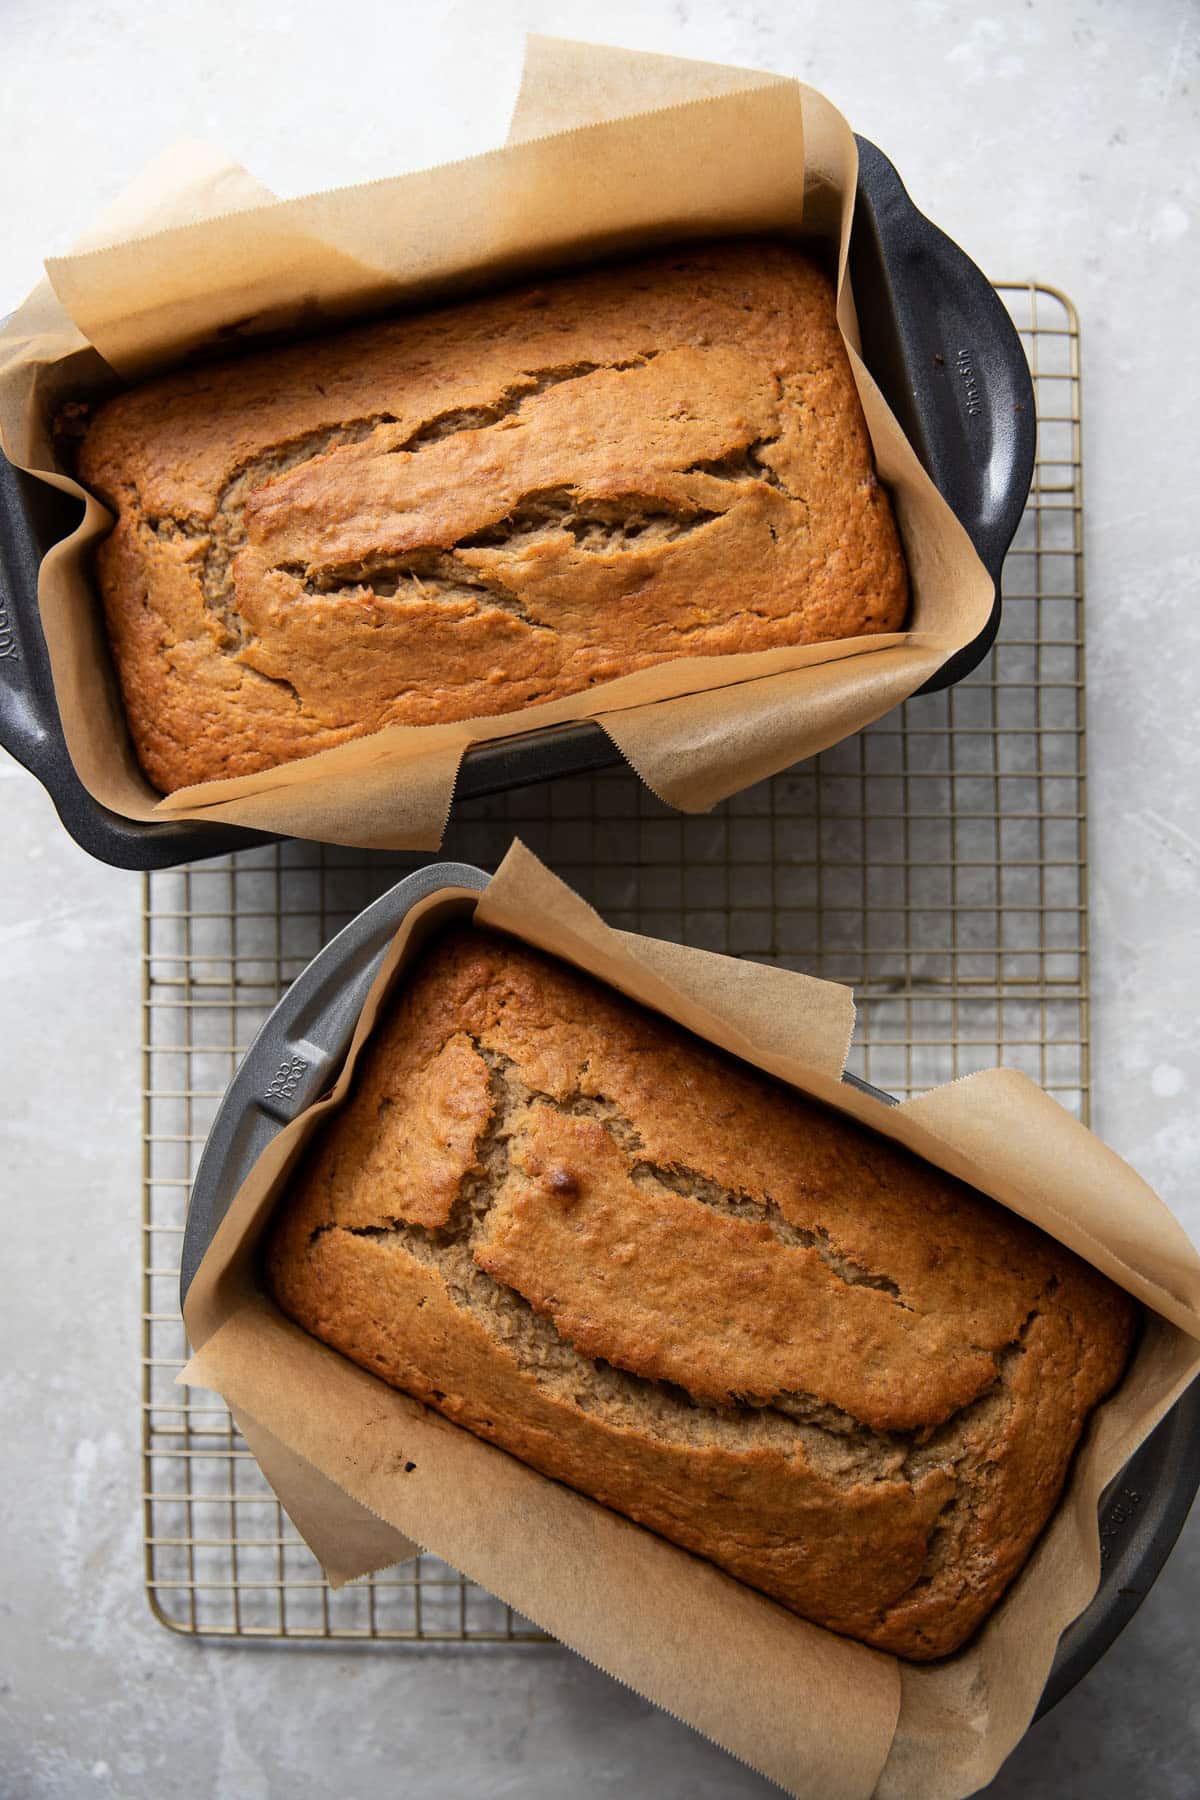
[182,863,1199,1713]
[0,137,1035,870]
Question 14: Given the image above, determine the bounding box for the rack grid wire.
[142,281,1085,1640]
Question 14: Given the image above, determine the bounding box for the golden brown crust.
[265,928,1136,1659]
[78,241,908,792]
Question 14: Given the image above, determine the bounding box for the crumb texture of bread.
[265,928,1137,1660]
[78,241,908,792]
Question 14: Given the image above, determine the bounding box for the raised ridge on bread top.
[78,240,908,792]
[266,927,1136,1660]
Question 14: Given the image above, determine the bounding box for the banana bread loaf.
[266,927,1136,1660]
[77,240,907,793]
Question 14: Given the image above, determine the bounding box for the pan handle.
[852,137,1036,586]
[0,449,272,868]
[0,454,72,786]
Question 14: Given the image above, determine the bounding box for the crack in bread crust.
[273,549,554,629]
[265,926,1138,1659]
[389,354,659,451]
[626,1157,911,1303]
[454,487,724,555]
[684,437,798,499]
[143,418,399,648]
[274,492,725,613]
[137,361,673,642]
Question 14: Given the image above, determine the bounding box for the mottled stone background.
[2,2,1196,1793]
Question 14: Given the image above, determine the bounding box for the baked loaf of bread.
[78,240,907,793]
[266,927,1136,1660]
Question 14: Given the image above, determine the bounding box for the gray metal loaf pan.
[181,864,1199,1712]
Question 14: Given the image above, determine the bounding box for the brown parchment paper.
[231,1405,420,1585]
[180,843,1200,1800]
[0,38,992,849]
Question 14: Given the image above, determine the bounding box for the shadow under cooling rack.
[141,280,1086,1640]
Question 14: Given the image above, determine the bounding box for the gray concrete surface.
[1,0,1197,1794]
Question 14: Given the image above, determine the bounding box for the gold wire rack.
[141,281,1085,1640]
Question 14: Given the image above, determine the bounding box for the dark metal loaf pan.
[182,864,1199,1714]
[0,137,1035,869]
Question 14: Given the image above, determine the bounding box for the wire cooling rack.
[142,281,1085,1638]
